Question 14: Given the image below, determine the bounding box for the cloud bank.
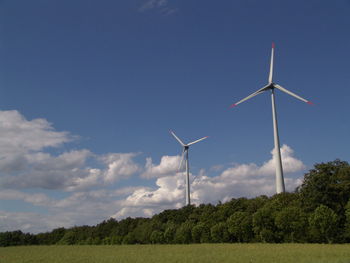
[0,110,141,192]
[0,110,307,233]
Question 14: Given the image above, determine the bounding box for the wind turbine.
[230,43,313,194]
[170,130,208,206]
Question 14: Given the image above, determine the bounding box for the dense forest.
[1,160,350,246]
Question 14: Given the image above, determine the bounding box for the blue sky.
[0,0,350,233]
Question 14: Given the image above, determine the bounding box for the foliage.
[298,159,350,215]
[227,211,253,242]
[308,205,339,243]
[274,207,307,243]
[210,222,230,243]
[345,199,350,241]
[174,221,193,244]
[191,222,211,243]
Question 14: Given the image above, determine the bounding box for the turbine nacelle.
[169,130,208,149]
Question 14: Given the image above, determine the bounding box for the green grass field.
[1,244,350,263]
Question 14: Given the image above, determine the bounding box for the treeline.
[1,160,350,246]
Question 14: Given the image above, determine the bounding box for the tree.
[191,223,210,243]
[197,204,217,225]
[345,199,350,241]
[298,160,350,215]
[150,230,165,244]
[228,211,253,242]
[132,219,153,244]
[309,205,338,243]
[252,207,278,242]
[210,222,230,243]
[122,232,137,244]
[245,196,269,214]
[110,235,123,245]
[174,221,193,244]
[58,231,76,245]
[274,207,307,242]
[0,231,25,247]
[214,199,248,222]
[164,221,177,244]
[49,228,66,244]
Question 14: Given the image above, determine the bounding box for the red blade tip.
[307,101,314,105]
[272,42,275,48]
[230,103,237,108]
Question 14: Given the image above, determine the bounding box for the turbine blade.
[230,86,269,108]
[274,84,313,104]
[268,42,275,83]
[187,136,209,146]
[170,130,185,146]
[178,150,186,171]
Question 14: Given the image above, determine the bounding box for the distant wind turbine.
[170,130,208,206]
[230,43,313,194]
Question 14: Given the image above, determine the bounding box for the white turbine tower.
[230,43,313,194]
[170,130,208,206]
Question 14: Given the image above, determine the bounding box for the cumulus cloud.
[0,211,66,233]
[0,190,53,207]
[141,155,181,179]
[259,145,306,175]
[1,149,95,190]
[193,144,305,203]
[112,175,184,219]
[0,110,140,191]
[0,110,307,234]
[0,143,306,233]
[0,110,71,154]
[100,153,141,183]
[111,144,306,220]
[221,145,305,179]
[0,188,138,233]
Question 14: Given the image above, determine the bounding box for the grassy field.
[1,244,350,263]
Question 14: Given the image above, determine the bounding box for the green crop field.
[1,244,350,263]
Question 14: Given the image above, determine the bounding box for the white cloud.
[0,211,67,233]
[0,149,96,190]
[112,175,184,219]
[0,190,53,207]
[259,145,306,175]
[221,145,305,180]
[0,110,140,191]
[0,143,306,233]
[112,144,306,220]
[0,110,71,155]
[100,153,141,183]
[0,110,307,234]
[141,155,181,178]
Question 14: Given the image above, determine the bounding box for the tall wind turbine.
[230,43,313,194]
[170,130,208,206]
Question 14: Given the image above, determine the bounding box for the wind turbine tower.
[231,43,313,194]
[170,130,208,205]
